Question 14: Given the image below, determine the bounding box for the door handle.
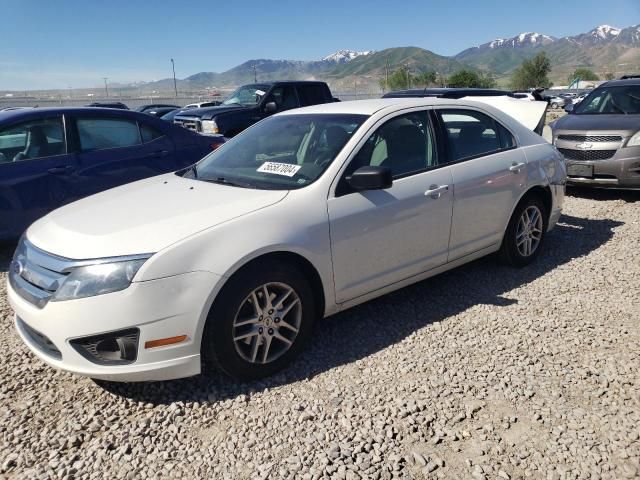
[147,150,170,158]
[509,162,526,173]
[424,184,449,199]
[47,166,74,175]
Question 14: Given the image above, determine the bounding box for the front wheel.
[500,196,548,267]
[201,261,316,380]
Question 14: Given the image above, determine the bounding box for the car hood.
[553,114,640,132]
[177,105,247,120]
[27,173,288,259]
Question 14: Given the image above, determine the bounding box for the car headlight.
[51,257,149,302]
[201,119,219,135]
[626,131,640,147]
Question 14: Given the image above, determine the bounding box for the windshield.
[186,114,367,190]
[222,84,271,106]
[574,85,640,114]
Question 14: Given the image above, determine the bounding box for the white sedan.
[8,98,566,382]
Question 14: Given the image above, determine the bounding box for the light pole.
[171,58,178,98]
[102,77,109,98]
[253,64,257,83]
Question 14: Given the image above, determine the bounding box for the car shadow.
[567,186,640,203]
[97,213,622,404]
[0,241,15,273]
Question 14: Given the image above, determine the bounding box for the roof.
[277,97,511,116]
[600,78,640,87]
[383,88,514,99]
[0,107,153,123]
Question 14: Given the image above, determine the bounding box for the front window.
[186,114,367,190]
[222,84,271,107]
[574,85,640,115]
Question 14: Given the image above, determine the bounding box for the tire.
[201,260,316,380]
[500,195,549,267]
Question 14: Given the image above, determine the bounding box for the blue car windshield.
[185,114,368,190]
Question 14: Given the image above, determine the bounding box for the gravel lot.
[1,189,639,480]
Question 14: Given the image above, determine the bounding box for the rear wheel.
[500,196,548,267]
[201,261,316,380]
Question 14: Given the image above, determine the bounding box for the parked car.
[0,107,225,240]
[513,92,535,101]
[8,98,565,382]
[174,81,336,137]
[549,96,571,109]
[550,77,640,189]
[143,107,180,118]
[85,102,129,110]
[135,104,181,113]
[183,101,221,109]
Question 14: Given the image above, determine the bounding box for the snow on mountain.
[592,25,621,40]
[478,32,555,50]
[322,50,372,62]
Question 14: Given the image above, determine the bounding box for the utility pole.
[102,77,109,98]
[253,64,257,83]
[171,58,178,98]
[385,57,389,92]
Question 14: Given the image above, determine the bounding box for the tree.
[447,69,497,88]
[510,52,553,90]
[379,66,437,90]
[568,68,599,84]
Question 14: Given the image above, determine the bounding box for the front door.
[328,110,453,303]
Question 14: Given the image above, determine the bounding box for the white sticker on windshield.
[257,162,301,177]
[255,89,266,96]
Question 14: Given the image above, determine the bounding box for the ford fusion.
[8,98,566,382]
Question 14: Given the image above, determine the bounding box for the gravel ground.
[1,189,639,480]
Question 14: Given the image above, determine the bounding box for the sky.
[0,0,638,90]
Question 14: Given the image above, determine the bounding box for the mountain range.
[110,23,640,93]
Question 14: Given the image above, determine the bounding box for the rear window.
[77,118,141,151]
[297,85,328,106]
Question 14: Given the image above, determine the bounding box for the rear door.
[0,115,75,239]
[435,108,526,260]
[69,114,176,198]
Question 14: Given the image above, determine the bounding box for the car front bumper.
[563,148,640,190]
[8,270,223,382]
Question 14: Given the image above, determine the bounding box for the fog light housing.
[70,328,139,365]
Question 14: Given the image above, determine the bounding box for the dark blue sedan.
[0,108,225,240]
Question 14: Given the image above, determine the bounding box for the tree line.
[380,52,608,91]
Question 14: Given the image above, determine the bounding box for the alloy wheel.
[515,205,543,257]
[232,282,302,364]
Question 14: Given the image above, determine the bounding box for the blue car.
[0,108,225,240]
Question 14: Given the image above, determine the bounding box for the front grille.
[18,317,62,360]
[9,239,69,308]
[558,148,617,161]
[174,117,201,133]
[558,134,622,142]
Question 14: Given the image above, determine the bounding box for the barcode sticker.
[257,162,301,177]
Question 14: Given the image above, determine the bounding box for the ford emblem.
[575,142,593,150]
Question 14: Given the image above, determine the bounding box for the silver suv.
[550,78,640,189]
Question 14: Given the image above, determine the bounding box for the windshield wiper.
[203,177,255,189]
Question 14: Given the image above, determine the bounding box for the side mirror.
[264,102,277,114]
[564,104,574,114]
[347,166,392,191]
